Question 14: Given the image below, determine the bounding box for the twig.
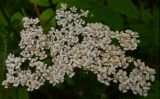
[147,64,160,68]
[33,4,40,18]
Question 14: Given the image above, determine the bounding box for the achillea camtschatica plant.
[2,4,156,96]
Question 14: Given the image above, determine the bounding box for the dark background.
[0,0,159,99]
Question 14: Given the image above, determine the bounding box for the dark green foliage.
[0,0,159,99]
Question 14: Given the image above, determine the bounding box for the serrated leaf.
[11,12,23,22]
[18,87,29,99]
[107,0,139,19]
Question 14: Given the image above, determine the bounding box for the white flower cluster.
[2,4,155,96]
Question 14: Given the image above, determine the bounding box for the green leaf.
[90,5,123,30]
[30,0,50,6]
[142,10,152,23]
[131,24,149,54]
[50,16,56,27]
[58,0,98,9]
[65,77,74,85]
[43,58,52,65]
[40,8,56,28]
[30,0,58,7]
[0,11,8,27]
[11,12,23,22]
[18,87,29,99]
[40,9,54,20]
[107,0,139,19]
[101,6,123,30]
[152,11,159,53]
[55,83,65,90]
[9,87,18,99]
[52,0,59,4]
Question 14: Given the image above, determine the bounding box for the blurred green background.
[0,0,159,99]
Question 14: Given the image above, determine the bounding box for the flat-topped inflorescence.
[2,3,155,96]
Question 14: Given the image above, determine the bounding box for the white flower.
[2,3,155,96]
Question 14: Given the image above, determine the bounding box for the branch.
[33,4,40,18]
[147,64,160,68]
